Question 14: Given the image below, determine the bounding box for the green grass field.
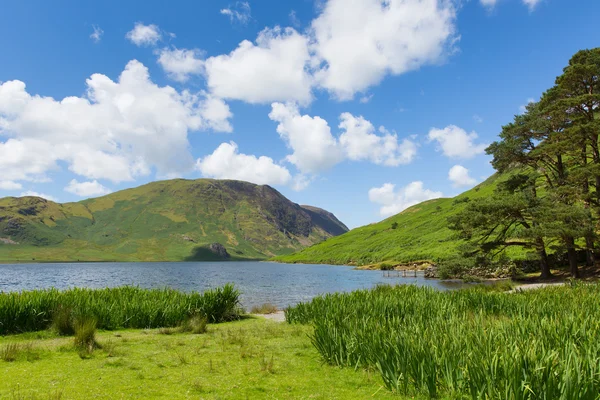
[275,174,507,266]
[0,318,399,400]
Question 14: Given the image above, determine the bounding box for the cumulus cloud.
[269,102,343,174]
[19,191,58,202]
[220,2,252,24]
[369,182,443,217]
[310,0,458,100]
[448,165,477,187]
[338,114,417,166]
[0,60,233,186]
[126,23,161,46]
[0,181,22,190]
[90,25,103,43]
[428,125,487,159]
[157,47,204,82]
[204,27,313,104]
[64,179,111,197]
[268,103,418,178]
[196,141,291,186]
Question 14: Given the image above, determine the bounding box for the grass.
[286,283,600,399]
[275,173,530,266]
[250,302,278,314]
[0,318,399,399]
[0,178,347,262]
[0,285,241,335]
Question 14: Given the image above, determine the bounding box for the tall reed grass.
[286,283,600,399]
[0,284,240,335]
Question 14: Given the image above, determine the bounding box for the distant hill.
[0,179,348,262]
[273,174,506,266]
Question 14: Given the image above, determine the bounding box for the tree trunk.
[536,236,552,279]
[565,236,580,278]
[585,234,596,267]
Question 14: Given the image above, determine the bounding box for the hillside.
[274,174,505,266]
[0,179,348,262]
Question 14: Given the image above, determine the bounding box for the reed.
[0,284,240,335]
[286,283,600,399]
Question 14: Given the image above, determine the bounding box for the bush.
[391,222,398,230]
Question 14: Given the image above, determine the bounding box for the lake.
[0,261,462,310]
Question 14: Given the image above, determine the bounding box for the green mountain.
[274,174,506,266]
[0,179,348,262]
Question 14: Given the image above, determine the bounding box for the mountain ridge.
[0,178,348,262]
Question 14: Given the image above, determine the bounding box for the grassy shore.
[0,318,398,399]
[286,283,600,399]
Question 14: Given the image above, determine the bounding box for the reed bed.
[0,284,240,335]
[286,283,600,399]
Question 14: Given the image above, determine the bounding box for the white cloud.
[126,23,161,47]
[338,114,417,166]
[359,94,373,104]
[428,125,487,159]
[522,0,541,11]
[64,179,112,197]
[311,0,458,100]
[19,191,58,202]
[473,114,483,123]
[0,60,233,185]
[196,141,291,186]
[204,27,313,104]
[480,0,498,8]
[221,2,252,24]
[0,181,22,190]
[369,182,443,217]
[157,47,204,82]
[519,98,535,114]
[90,25,104,43]
[269,102,343,174]
[448,165,477,187]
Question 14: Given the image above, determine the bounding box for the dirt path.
[251,311,286,322]
[509,282,566,293]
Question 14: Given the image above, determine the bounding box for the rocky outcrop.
[0,237,19,245]
[209,243,230,259]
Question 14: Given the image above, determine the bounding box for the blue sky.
[0,0,598,229]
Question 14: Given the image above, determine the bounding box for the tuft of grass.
[179,315,208,334]
[51,306,74,336]
[158,327,177,335]
[1,343,20,362]
[74,317,98,358]
[250,303,278,314]
[259,355,275,374]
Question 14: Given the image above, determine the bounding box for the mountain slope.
[0,179,348,262]
[274,174,505,266]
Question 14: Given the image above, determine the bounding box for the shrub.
[391,222,398,230]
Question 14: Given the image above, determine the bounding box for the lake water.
[0,262,463,310]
